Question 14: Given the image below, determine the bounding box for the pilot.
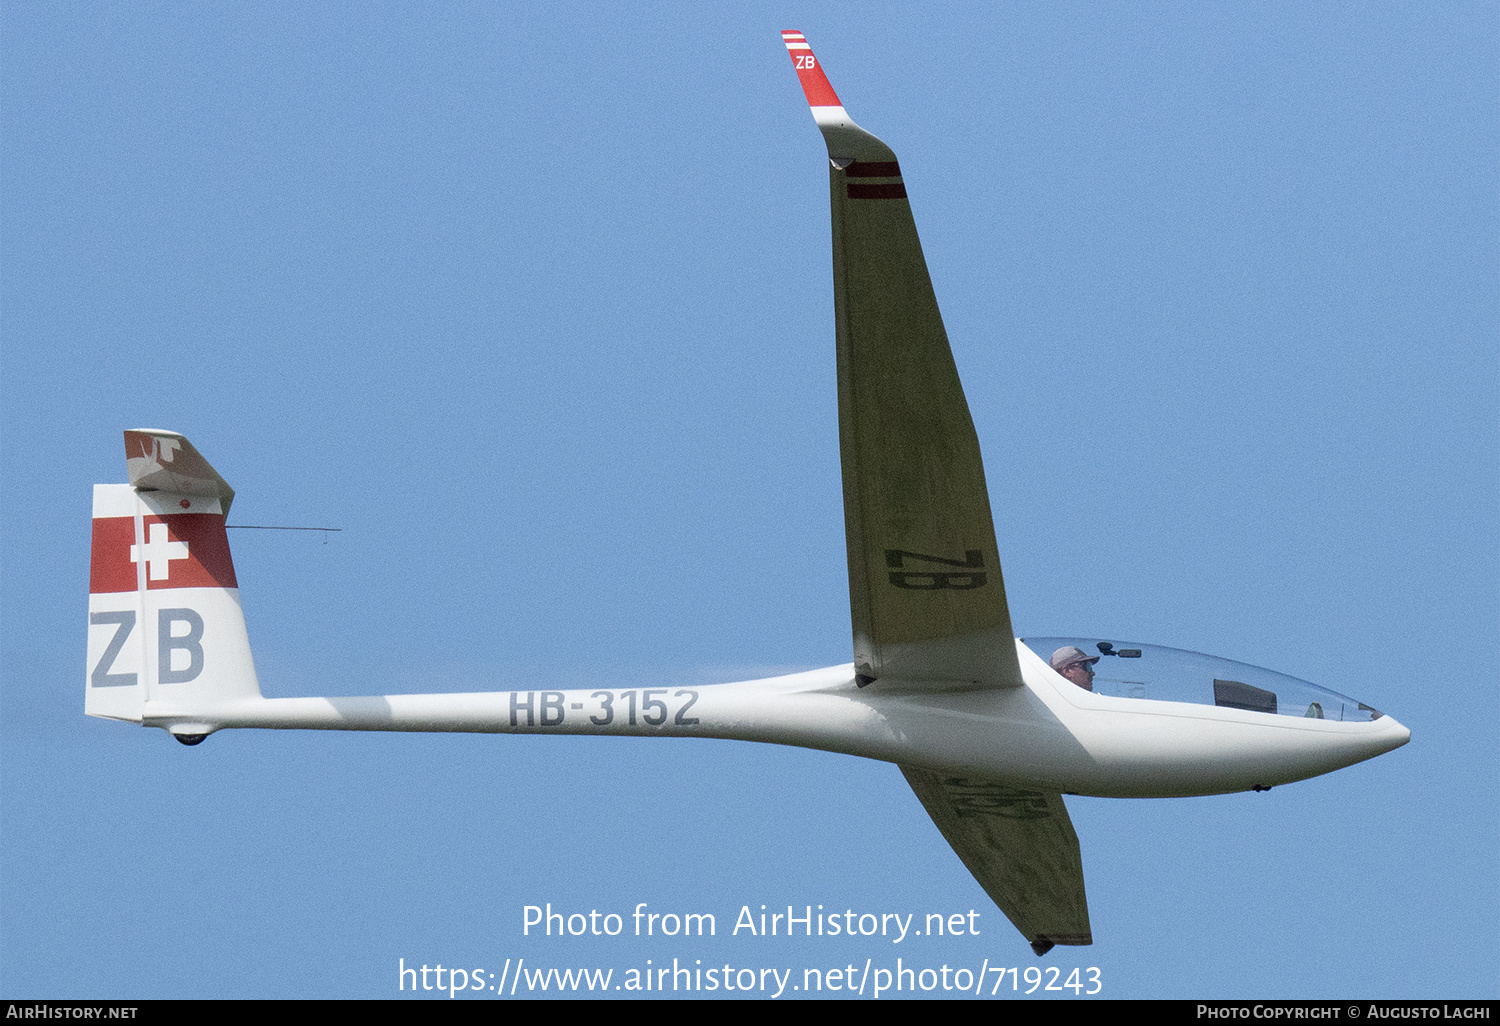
[1050,646,1099,692]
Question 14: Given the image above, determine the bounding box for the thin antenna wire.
[227,525,342,545]
[226,526,341,531]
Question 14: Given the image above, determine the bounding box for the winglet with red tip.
[781,30,842,108]
[781,31,896,167]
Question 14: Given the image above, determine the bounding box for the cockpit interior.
[1021,638,1383,722]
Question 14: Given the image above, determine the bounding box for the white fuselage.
[143,640,1409,799]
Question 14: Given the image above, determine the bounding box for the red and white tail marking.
[90,499,239,594]
[86,432,260,731]
[123,428,235,514]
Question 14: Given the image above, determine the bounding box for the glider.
[85,33,1410,955]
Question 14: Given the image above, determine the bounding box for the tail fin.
[86,430,261,742]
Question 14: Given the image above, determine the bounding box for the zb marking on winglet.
[884,550,987,591]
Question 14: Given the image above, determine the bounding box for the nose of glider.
[1316,710,1409,782]
[1376,713,1411,754]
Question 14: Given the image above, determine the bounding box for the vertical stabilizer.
[86,432,260,740]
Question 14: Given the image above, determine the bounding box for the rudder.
[86,431,261,741]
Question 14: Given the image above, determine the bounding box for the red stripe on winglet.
[782,31,841,108]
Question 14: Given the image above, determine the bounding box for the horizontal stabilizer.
[124,429,235,516]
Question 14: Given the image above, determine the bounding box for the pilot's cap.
[1050,646,1100,672]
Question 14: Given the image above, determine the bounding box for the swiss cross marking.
[131,523,190,581]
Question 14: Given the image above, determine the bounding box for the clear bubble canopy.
[1021,638,1383,722]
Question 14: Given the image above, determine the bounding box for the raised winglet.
[781,31,895,168]
[780,30,841,108]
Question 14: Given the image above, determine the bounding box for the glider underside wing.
[901,767,1092,955]
[783,32,1022,691]
[784,30,1089,949]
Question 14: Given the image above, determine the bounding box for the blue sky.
[3,2,1495,999]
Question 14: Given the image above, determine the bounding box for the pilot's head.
[1050,646,1099,691]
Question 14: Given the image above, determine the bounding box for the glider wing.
[783,31,1022,690]
[901,766,1092,954]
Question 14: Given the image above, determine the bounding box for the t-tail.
[86,430,260,744]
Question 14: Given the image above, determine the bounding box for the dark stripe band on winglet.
[844,161,902,178]
[847,183,908,199]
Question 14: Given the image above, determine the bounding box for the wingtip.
[781,30,842,109]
